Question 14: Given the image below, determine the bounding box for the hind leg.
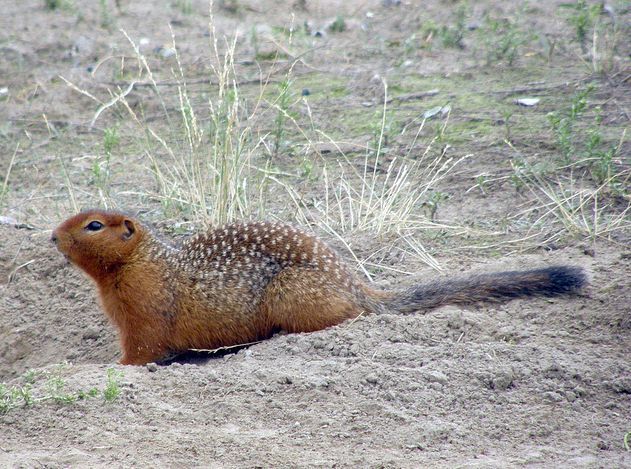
[261,267,363,333]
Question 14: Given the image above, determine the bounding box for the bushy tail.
[382,266,586,314]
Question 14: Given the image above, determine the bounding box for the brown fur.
[52,210,586,365]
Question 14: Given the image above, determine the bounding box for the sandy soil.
[1,0,630,467]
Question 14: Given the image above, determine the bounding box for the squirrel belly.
[52,210,587,365]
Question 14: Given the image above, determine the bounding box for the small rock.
[467,21,481,31]
[429,382,443,391]
[447,309,465,329]
[610,377,631,394]
[582,246,595,256]
[301,88,310,96]
[423,106,443,119]
[423,105,450,119]
[312,338,326,349]
[156,46,176,58]
[515,97,540,107]
[423,370,448,385]
[82,327,100,340]
[278,375,293,385]
[309,377,329,388]
[543,391,563,402]
[523,450,544,463]
[597,440,610,450]
[491,370,514,391]
[573,386,587,397]
[365,373,379,385]
[146,362,158,372]
[0,215,17,225]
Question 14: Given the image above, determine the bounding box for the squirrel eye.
[85,221,104,231]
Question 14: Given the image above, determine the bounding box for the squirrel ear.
[122,219,136,240]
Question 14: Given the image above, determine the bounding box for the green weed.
[561,1,622,74]
[217,0,241,14]
[173,0,193,15]
[103,368,123,402]
[329,16,346,33]
[91,126,118,196]
[0,367,113,414]
[442,4,468,48]
[272,78,292,158]
[250,26,260,60]
[103,126,119,155]
[481,14,533,66]
[46,375,78,404]
[562,0,601,51]
[99,0,113,29]
[44,0,74,10]
[547,85,592,163]
[419,10,466,51]
[547,85,624,187]
[423,191,449,221]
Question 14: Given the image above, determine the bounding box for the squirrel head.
[52,210,145,281]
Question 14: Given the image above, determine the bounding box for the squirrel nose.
[51,232,58,244]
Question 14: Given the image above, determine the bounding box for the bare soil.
[1,1,630,467]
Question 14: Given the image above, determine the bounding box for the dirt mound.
[1,221,630,466]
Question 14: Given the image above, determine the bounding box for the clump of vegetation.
[547,85,592,163]
[103,368,123,402]
[547,84,624,188]
[419,5,468,51]
[217,0,242,15]
[44,0,73,10]
[173,0,193,15]
[480,14,533,66]
[0,366,123,414]
[562,0,602,51]
[99,0,114,29]
[92,126,118,196]
[271,78,293,158]
[328,16,347,33]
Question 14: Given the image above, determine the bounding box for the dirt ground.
[1,0,630,467]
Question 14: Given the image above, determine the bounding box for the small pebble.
[82,327,100,340]
[491,370,514,390]
[423,370,448,385]
[543,391,563,402]
[365,373,379,384]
